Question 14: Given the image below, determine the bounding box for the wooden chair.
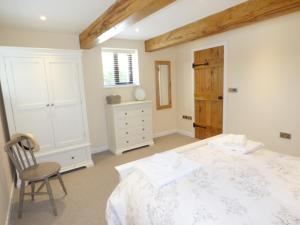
[4,133,67,218]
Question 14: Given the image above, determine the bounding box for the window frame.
[101,47,140,88]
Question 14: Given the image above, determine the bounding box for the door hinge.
[192,59,209,68]
[193,123,207,129]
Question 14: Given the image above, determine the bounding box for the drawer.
[140,116,151,125]
[118,127,134,138]
[117,116,151,129]
[118,137,133,148]
[116,106,152,119]
[117,118,141,128]
[36,148,87,168]
[117,133,152,149]
[118,126,152,138]
[116,109,138,119]
[138,107,152,115]
[137,133,152,142]
[60,149,87,167]
[135,126,152,135]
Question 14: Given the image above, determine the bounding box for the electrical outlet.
[280,132,291,139]
[228,88,238,93]
[182,115,192,120]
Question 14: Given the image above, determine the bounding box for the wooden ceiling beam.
[145,0,300,52]
[80,0,175,49]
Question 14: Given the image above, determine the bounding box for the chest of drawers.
[106,100,154,155]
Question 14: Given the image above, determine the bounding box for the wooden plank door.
[194,46,224,139]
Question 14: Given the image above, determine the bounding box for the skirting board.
[154,129,195,138]
[177,129,195,138]
[5,182,14,225]
[154,129,177,138]
[90,145,109,154]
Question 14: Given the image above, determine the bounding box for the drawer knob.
[141,110,144,112]
[142,120,144,122]
[126,132,129,134]
[125,113,127,115]
[142,128,145,131]
[125,122,128,125]
[126,141,129,143]
[142,137,145,139]
[71,156,75,159]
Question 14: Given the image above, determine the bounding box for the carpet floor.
[9,134,196,225]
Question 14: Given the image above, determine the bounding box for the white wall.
[82,39,177,150]
[0,87,13,225]
[175,11,300,156]
[0,27,80,49]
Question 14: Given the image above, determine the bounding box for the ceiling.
[0,0,115,34]
[0,0,247,40]
[117,0,247,40]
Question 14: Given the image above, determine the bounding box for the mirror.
[155,61,172,110]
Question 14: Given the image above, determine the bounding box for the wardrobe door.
[5,57,55,150]
[45,57,86,147]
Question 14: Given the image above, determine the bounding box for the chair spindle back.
[4,135,37,174]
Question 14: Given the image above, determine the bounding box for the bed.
[106,136,300,225]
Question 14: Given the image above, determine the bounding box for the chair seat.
[20,162,61,181]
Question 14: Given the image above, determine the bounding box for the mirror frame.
[155,60,172,110]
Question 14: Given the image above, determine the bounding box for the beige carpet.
[9,134,196,225]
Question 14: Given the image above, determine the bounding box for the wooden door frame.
[191,41,228,138]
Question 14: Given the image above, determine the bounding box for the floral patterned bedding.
[106,142,300,225]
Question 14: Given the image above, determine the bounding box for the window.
[101,48,139,87]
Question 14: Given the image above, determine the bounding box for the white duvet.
[106,141,300,225]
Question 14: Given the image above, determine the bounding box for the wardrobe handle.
[51,103,54,106]
[46,104,50,107]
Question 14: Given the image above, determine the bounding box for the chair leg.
[45,178,57,216]
[57,173,67,195]
[31,182,35,201]
[18,181,25,219]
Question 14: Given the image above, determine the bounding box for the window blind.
[102,48,139,87]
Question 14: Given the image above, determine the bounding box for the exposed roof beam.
[145,0,300,52]
[80,0,175,49]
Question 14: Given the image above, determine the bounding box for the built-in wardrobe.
[0,47,93,172]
